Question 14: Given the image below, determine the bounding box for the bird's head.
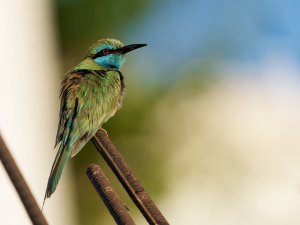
[87,38,147,70]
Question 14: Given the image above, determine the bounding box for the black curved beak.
[118,44,147,54]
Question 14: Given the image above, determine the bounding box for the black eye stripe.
[92,48,114,59]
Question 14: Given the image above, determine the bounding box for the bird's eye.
[101,48,110,55]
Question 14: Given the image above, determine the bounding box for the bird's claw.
[99,128,109,137]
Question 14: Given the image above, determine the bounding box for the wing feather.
[54,71,85,147]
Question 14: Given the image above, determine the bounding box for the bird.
[43,38,147,208]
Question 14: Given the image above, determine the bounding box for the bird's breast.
[82,70,124,127]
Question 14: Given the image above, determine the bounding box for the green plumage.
[43,39,146,206]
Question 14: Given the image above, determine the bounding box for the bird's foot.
[99,128,109,137]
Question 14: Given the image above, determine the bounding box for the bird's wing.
[54,70,87,148]
[55,69,123,157]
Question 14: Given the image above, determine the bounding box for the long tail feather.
[43,142,71,209]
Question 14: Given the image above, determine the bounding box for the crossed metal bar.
[0,130,169,225]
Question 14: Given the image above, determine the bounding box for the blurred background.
[1,0,300,224]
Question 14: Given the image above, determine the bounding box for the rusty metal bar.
[86,164,136,225]
[0,134,49,225]
[91,129,169,225]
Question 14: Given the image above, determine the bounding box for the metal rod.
[91,129,169,225]
[86,164,136,225]
[0,134,49,225]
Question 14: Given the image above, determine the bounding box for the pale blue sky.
[126,0,300,79]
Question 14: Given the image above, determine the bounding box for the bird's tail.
[42,142,72,209]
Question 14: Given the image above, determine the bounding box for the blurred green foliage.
[54,0,149,69]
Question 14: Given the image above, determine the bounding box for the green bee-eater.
[43,38,146,206]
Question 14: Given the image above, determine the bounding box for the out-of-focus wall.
[0,1,76,224]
